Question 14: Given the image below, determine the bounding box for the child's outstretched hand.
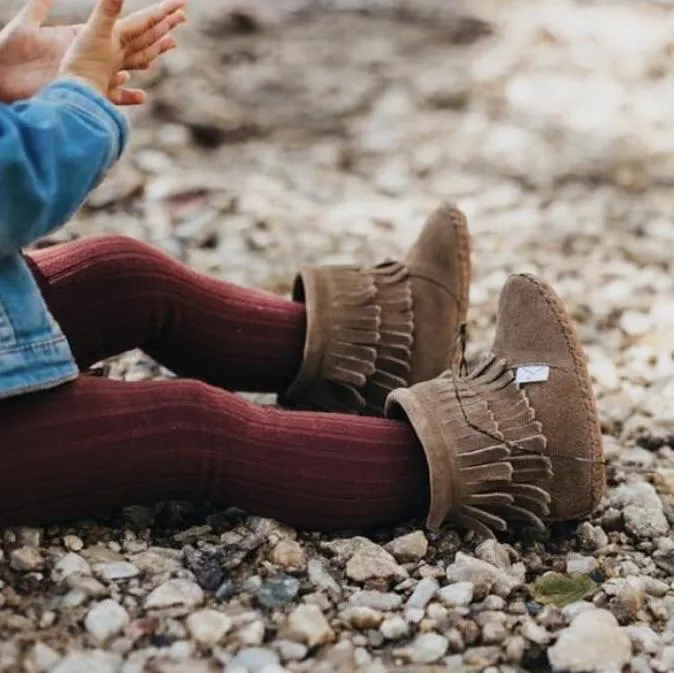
[0,0,186,105]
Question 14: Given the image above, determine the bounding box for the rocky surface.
[1,0,674,671]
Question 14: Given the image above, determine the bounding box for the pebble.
[283,605,335,647]
[406,633,448,664]
[256,576,300,608]
[521,621,552,646]
[566,554,598,575]
[437,582,475,607]
[24,643,61,673]
[340,607,384,629]
[406,578,439,609]
[228,648,280,672]
[349,591,402,611]
[51,651,121,673]
[379,616,409,641]
[10,546,44,572]
[384,531,428,562]
[482,621,506,644]
[446,552,516,598]
[626,625,663,655]
[186,609,233,646]
[145,579,205,610]
[94,562,139,582]
[615,576,646,618]
[274,639,308,663]
[346,551,407,583]
[63,535,84,552]
[475,540,511,570]
[237,620,266,647]
[307,559,341,594]
[548,609,632,672]
[270,540,307,571]
[85,600,130,644]
[53,554,91,581]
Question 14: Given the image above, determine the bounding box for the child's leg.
[26,236,306,392]
[0,376,428,529]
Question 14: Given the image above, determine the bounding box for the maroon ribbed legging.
[0,236,429,529]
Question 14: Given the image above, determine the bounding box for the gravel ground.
[2,1,674,671]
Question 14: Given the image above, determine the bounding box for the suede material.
[406,204,471,384]
[491,274,605,521]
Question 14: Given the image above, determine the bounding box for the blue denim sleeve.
[0,78,129,257]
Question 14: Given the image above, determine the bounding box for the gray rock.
[438,581,475,607]
[406,578,439,609]
[273,639,308,662]
[307,559,341,594]
[53,553,92,582]
[626,625,663,655]
[84,599,130,644]
[93,562,140,582]
[51,651,121,673]
[407,633,448,664]
[566,554,598,575]
[548,609,632,672]
[228,648,280,672]
[475,540,511,570]
[145,579,205,610]
[349,590,403,611]
[256,576,300,608]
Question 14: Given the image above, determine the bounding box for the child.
[0,0,604,536]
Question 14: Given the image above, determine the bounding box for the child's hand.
[58,0,185,105]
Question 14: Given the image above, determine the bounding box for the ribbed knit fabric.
[0,376,429,529]
[27,235,307,392]
[0,235,432,529]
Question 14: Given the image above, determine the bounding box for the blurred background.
[3,0,674,441]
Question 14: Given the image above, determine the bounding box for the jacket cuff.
[36,78,130,171]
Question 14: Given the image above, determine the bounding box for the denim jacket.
[0,79,128,400]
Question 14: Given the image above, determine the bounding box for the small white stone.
[53,553,91,581]
[548,609,631,672]
[186,609,233,646]
[228,647,280,672]
[85,599,130,644]
[94,562,139,582]
[407,578,439,609]
[51,650,121,673]
[566,554,598,575]
[145,579,204,610]
[23,643,61,673]
[407,633,448,664]
[437,581,474,607]
[380,616,409,641]
[238,620,266,647]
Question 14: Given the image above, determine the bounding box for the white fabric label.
[515,365,550,385]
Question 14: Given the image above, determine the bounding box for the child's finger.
[108,86,147,106]
[17,0,53,25]
[88,0,125,37]
[119,0,186,44]
[123,8,185,54]
[123,35,177,71]
[110,70,131,89]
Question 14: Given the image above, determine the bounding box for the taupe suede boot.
[383,273,604,537]
[490,274,605,521]
[281,204,471,416]
[386,359,553,537]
